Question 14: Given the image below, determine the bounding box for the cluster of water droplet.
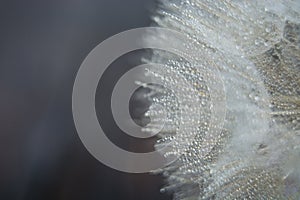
[142,0,300,199]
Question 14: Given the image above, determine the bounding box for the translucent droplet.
[265,27,271,33]
[255,39,260,45]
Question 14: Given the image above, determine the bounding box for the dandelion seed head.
[142,0,300,199]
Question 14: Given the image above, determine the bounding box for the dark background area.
[0,0,172,199]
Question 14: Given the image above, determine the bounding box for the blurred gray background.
[0,0,172,199]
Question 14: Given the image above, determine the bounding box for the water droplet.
[255,39,260,45]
